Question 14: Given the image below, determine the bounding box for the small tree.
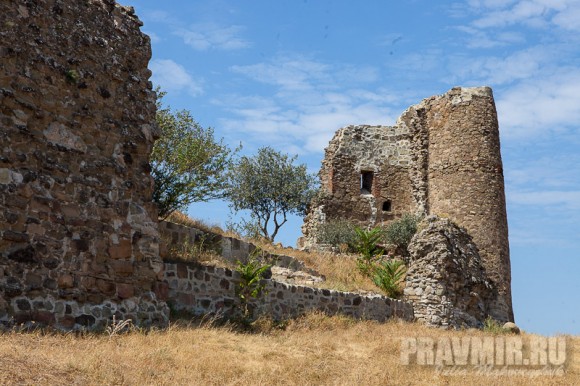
[235,253,272,319]
[226,147,317,242]
[352,226,384,276]
[151,91,237,219]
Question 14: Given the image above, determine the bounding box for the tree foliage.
[382,213,421,257]
[226,146,317,242]
[151,91,237,219]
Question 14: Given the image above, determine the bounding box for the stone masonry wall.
[0,0,168,330]
[301,124,415,246]
[162,262,414,323]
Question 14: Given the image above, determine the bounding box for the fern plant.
[372,259,406,298]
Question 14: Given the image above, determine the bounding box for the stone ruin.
[302,86,514,327]
[0,0,167,329]
[0,0,514,331]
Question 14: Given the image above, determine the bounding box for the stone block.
[110,260,134,276]
[154,281,169,301]
[108,239,132,259]
[117,283,134,299]
[96,279,116,296]
[58,274,74,289]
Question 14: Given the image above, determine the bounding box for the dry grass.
[162,212,381,294]
[0,313,577,385]
[165,211,225,235]
[254,241,382,294]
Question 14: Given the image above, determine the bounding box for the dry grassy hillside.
[0,313,577,385]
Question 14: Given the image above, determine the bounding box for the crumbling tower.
[303,87,513,323]
[400,87,512,321]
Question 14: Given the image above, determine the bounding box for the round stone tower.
[402,87,513,322]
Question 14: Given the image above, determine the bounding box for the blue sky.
[126,0,580,336]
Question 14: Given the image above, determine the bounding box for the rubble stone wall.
[162,262,414,323]
[404,216,497,329]
[0,0,168,330]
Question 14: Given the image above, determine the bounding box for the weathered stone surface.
[404,216,498,329]
[0,0,168,330]
[303,86,513,323]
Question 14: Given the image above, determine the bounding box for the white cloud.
[219,56,396,154]
[447,45,555,85]
[552,3,580,30]
[231,57,331,91]
[231,55,378,92]
[496,69,580,138]
[455,26,526,48]
[468,0,580,30]
[149,59,203,96]
[176,24,250,51]
[506,154,580,189]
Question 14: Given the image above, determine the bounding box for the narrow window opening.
[382,200,392,212]
[360,171,373,194]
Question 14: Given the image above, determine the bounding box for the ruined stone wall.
[303,87,513,324]
[0,0,168,329]
[302,125,415,246]
[159,220,320,275]
[404,216,497,329]
[162,262,414,323]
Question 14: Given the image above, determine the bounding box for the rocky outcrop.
[0,0,168,330]
[404,216,497,328]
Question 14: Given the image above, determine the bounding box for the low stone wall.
[161,262,414,322]
[159,220,319,274]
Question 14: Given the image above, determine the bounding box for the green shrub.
[65,69,80,84]
[383,214,421,256]
[316,219,358,250]
[372,259,406,298]
[353,226,384,259]
[235,251,271,318]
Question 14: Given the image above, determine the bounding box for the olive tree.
[151,92,237,219]
[226,147,317,242]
